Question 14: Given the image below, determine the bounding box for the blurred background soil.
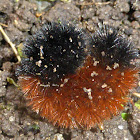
[0,0,140,140]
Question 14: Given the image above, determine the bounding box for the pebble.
[133,11,140,21]
[9,116,15,122]
[118,125,124,130]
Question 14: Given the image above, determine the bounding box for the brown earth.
[0,0,139,140]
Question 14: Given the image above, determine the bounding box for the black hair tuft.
[91,26,138,68]
[16,22,89,84]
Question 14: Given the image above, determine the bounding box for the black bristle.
[91,26,138,68]
[16,22,89,84]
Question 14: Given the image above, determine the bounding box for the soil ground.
[0,0,140,140]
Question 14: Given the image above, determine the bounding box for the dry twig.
[132,92,140,98]
[0,25,21,62]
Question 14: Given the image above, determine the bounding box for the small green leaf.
[121,104,124,107]
[31,124,40,130]
[17,43,26,58]
[7,77,19,87]
[121,113,130,120]
[135,100,140,109]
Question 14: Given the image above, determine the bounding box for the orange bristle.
[18,56,138,129]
